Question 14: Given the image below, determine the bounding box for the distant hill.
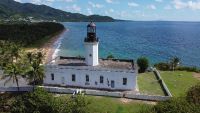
[0,0,114,22]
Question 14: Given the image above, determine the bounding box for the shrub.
[186,84,200,105]
[55,95,90,113]
[137,57,149,73]
[176,66,200,73]
[11,88,56,113]
[154,62,170,71]
[107,53,114,59]
[154,98,200,113]
[10,87,90,113]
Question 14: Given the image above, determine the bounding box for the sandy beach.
[41,29,67,64]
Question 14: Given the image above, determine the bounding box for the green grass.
[160,71,200,97]
[59,95,153,113]
[138,72,165,96]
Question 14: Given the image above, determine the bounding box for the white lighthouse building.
[84,22,99,66]
[44,22,138,91]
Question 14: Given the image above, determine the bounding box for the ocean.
[54,21,200,67]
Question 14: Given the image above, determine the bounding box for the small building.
[44,22,138,91]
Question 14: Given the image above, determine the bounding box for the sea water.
[54,21,200,67]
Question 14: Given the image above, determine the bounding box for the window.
[72,74,76,82]
[100,76,104,83]
[51,73,54,81]
[86,75,89,82]
[123,78,127,85]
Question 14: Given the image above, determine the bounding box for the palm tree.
[26,52,45,88]
[1,63,24,91]
[9,44,21,62]
[0,42,25,91]
[170,57,180,71]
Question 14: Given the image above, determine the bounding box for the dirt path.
[193,73,200,80]
[118,98,157,105]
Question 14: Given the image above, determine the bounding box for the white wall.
[44,66,137,91]
[84,42,99,66]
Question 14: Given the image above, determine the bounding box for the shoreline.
[42,29,67,64]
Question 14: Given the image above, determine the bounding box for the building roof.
[87,22,96,27]
[48,56,135,73]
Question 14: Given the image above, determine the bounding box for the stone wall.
[153,69,172,97]
[0,86,171,101]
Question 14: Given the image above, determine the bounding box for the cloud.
[155,0,163,2]
[63,0,74,2]
[105,8,114,15]
[164,5,172,10]
[66,4,81,12]
[172,0,200,10]
[30,0,54,5]
[147,4,156,9]
[128,2,139,7]
[105,0,118,4]
[105,0,113,3]
[14,0,22,2]
[88,1,104,8]
[87,8,93,15]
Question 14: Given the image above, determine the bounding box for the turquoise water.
[58,22,200,67]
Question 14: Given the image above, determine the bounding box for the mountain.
[0,0,114,22]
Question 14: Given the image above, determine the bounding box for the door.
[61,77,65,85]
[111,80,115,88]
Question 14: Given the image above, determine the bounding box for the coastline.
[42,29,67,64]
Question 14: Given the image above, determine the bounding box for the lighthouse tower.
[84,22,99,66]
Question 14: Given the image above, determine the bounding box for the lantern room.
[85,22,98,42]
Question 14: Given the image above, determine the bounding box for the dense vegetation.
[154,57,200,73]
[0,87,153,113]
[0,41,45,89]
[0,22,65,47]
[0,88,90,113]
[0,0,114,22]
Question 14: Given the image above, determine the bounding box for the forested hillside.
[0,0,114,22]
[0,22,65,46]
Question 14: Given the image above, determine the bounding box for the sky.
[14,0,200,21]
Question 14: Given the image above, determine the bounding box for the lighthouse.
[84,22,99,66]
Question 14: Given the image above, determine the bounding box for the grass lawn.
[160,71,200,97]
[59,95,153,113]
[138,72,165,96]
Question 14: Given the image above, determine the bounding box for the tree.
[11,87,90,113]
[26,52,44,86]
[137,57,149,73]
[1,62,25,91]
[0,42,25,91]
[11,87,56,113]
[170,57,180,71]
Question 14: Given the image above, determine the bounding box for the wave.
[52,32,66,62]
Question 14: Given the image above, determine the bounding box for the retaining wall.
[153,68,172,97]
[0,86,171,101]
